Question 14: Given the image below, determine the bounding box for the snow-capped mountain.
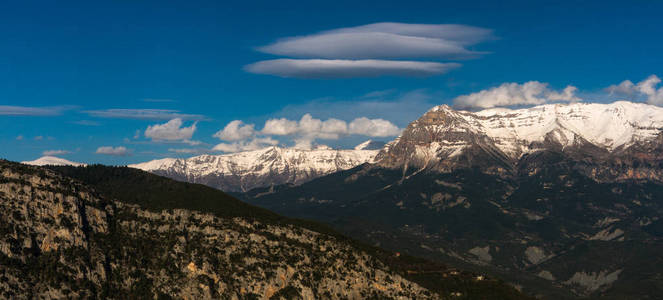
[245,101,663,298]
[354,140,387,150]
[130,145,379,192]
[21,156,86,167]
[376,101,663,180]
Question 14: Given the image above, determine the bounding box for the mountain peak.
[21,156,86,167]
[428,104,454,113]
[376,101,663,175]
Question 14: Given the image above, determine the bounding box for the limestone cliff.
[0,161,436,299]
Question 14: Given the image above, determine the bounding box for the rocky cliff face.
[0,161,437,299]
[130,146,378,192]
[375,105,512,175]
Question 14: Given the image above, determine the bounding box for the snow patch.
[22,156,86,167]
[537,270,556,281]
[468,246,492,263]
[589,227,624,241]
[524,246,550,265]
[564,269,622,292]
[595,217,620,228]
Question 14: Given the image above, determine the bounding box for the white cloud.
[212,113,401,151]
[607,80,636,96]
[348,117,401,137]
[297,114,348,139]
[292,138,315,150]
[257,22,492,59]
[261,118,300,135]
[607,75,663,106]
[272,89,434,126]
[213,120,256,141]
[263,114,400,147]
[16,135,23,140]
[637,75,662,96]
[34,136,44,141]
[144,118,197,141]
[95,146,130,156]
[262,114,396,139]
[245,59,460,78]
[547,86,580,102]
[42,150,70,156]
[84,109,205,121]
[212,137,279,153]
[453,81,580,109]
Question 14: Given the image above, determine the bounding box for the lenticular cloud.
[258,22,492,59]
[246,22,493,78]
[245,59,460,78]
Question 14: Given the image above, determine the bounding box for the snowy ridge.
[21,156,86,167]
[422,101,663,158]
[130,146,378,192]
[354,140,387,150]
[130,146,378,178]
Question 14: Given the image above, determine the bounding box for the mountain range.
[129,144,380,192]
[13,100,663,298]
[236,101,663,299]
[125,101,663,194]
[375,101,663,181]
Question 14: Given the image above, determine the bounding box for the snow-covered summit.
[21,156,86,167]
[422,101,663,158]
[129,146,378,192]
[375,100,663,175]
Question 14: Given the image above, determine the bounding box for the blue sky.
[2,0,663,164]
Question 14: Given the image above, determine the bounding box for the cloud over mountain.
[213,120,256,141]
[211,114,401,152]
[607,74,663,106]
[212,137,280,153]
[144,118,197,141]
[348,117,401,136]
[453,81,580,109]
